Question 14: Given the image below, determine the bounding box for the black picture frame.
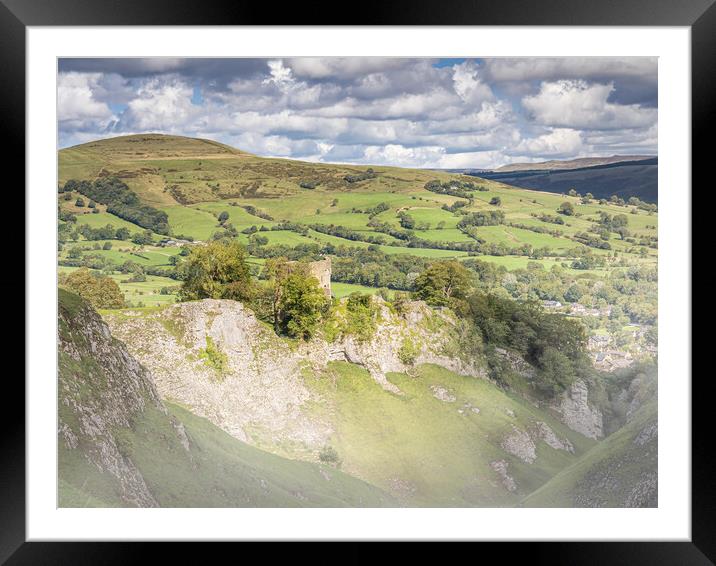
[5,0,706,562]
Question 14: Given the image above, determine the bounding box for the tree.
[60,268,125,309]
[218,211,229,223]
[489,196,502,206]
[132,230,153,245]
[75,197,85,207]
[568,188,578,197]
[536,347,576,395]
[277,271,328,339]
[179,240,253,302]
[557,201,574,216]
[414,260,473,307]
[264,257,292,332]
[88,200,96,209]
[102,241,113,250]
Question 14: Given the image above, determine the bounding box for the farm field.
[59,265,179,307]
[58,134,658,300]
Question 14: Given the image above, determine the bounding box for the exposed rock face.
[501,422,574,465]
[501,426,537,464]
[535,422,574,453]
[490,460,517,492]
[105,298,486,453]
[58,290,167,507]
[430,385,456,403]
[553,380,604,439]
[573,412,658,508]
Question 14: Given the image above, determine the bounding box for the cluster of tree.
[257,258,330,339]
[343,168,376,183]
[398,211,430,230]
[533,212,565,225]
[557,201,575,216]
[571,232,612,250]
[626,196,657,213]
[595,212,630,239]
[457,210,505,229]
[240,205,274,221]
[63,177,169,234]
[412,260,590,395]
[424,179,485,199]
[309,223,388,245]
[73,223,132,242]
[570,252,607,270]
[364,202,390,217]
[507,222,563,237]
[59,209,77,224]
[441,200,469,214]
[178,241,329,340]
[59,268,125,309]
[178,240,254,303]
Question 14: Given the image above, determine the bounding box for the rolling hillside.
[59,134,658,275]
[492,155,654,173]
[475,158,658,203]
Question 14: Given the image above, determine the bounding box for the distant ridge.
[471,157,658,203]
[493,155,655,173]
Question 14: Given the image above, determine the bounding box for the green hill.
[58,288,395,507]
[520,398,657,507]
[59,134,658,272]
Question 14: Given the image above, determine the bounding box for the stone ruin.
[288,256,332,298]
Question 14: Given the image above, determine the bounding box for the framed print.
[7,0,709,561]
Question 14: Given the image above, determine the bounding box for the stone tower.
[308,257,332,298]
[286,257,332,298]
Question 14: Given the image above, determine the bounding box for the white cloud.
[484,57,657,82]
[286,57,416,80]
[522,80,656,130]
[58,58,658,167]
[57,72,115,126]
[123,78,196,130]
[262,60,295,89]
[513,128,584,157]
[452,61,494,106]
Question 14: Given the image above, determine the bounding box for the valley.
[57,134,658,508]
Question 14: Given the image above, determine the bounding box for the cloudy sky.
[57,57,657,169]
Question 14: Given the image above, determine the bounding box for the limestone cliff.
[104,297,487,457]
[58,289,396,507]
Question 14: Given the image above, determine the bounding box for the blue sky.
[57,57,657,169]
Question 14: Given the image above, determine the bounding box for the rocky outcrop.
[500,421,574,464]
[105,298,486,454]
[490,460,517,492]
[535,422,574,453]
[553,380,604,439]
[58,289,168,507]
[501,426,537,464]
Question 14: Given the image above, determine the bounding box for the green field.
[59,265,179,307]
[59,134,658,285]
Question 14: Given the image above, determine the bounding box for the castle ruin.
[287,257,332,298]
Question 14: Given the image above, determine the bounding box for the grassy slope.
[59,134,657,273]
[520,398,657,507]
[302,362,595,507]
[60,401,395,508]
[58,288,394,507]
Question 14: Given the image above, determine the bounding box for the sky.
[57,57,657,169]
